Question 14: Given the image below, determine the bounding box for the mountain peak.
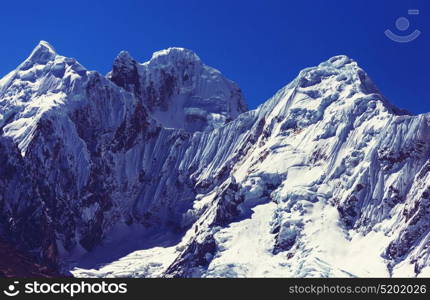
[115,50,135,62]
[148,47,201,65]
[112,51,139,71]
[24,41,57,66]
[320,55,355,69]
[109,47,247,132]
[37,40,56,52]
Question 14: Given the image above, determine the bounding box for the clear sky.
[0,0,429,113]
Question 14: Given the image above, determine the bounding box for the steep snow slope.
[0,41,247,274]
[0,42,429,278]
[76,55,430,278]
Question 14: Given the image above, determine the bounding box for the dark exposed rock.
[165,235,217,278]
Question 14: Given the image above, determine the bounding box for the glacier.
[0,42,429,278]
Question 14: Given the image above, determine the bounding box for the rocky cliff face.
[1,42,429,278]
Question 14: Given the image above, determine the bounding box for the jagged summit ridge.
[0,41,428,278]
[255,53,409,124]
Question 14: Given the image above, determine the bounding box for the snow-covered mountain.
[0,42,429,278]
[107,47,247,132]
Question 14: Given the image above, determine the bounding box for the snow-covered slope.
[0,41,88,155]
[0,42,429,278]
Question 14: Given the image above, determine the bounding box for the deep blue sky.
[0,0,429,113]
